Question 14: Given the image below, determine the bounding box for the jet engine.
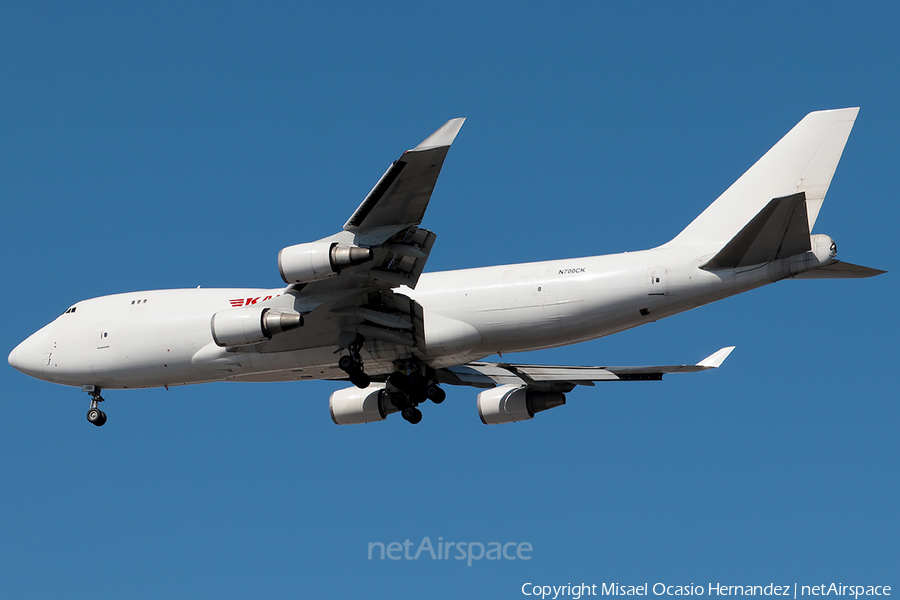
[278,241,373,284]
[477,384,566,425]
[330,383,400,425]
[210,306,303,347]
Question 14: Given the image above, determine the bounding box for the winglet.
[412,117,466,152]
[696,346,736,369]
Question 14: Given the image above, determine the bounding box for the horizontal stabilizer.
[792,261,886,279]
[704,192,810,269]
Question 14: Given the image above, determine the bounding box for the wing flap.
[338,289,428,352]
[515,366,618,381]
[370,227,436,289]
[441,363,526,388]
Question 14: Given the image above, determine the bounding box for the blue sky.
[2,2,897,598]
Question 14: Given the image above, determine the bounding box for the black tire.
[87,408,101,424]
[388,372,411,394]
[401,406,415,421]
[338,355,355,372]
[408,372,425,389]
[427,385,446,404]
[389,393,407,409]
[96,411,108,427]
[407,407,423,424]
[349,371,371,389]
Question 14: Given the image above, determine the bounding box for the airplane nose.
[9,324,53,379]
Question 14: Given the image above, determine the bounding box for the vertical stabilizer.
[666,108,859,248]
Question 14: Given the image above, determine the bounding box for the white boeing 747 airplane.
[8,109,884,427]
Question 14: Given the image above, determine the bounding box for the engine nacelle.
[210,306,303,347]
[330,383,400,425]
[278,241,373,284]
[477,384,566,425]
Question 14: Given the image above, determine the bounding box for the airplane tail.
[665,108,859,250]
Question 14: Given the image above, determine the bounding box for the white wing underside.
[440,347,735,391]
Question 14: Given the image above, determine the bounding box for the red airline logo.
[229,295,280,308]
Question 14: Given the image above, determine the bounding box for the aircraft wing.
[260,119,464,355]
[290,118,465,296]
[344,117,466,239]
[438,347,736,392]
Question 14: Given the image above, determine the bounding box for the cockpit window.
[63,306,77,315]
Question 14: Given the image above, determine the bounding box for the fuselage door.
[647,268,669,296]
[97,323,110,349]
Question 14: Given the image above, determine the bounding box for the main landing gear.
[83,385,107,427]
[337,337,371,389]
[387,364,446,425]
[336,336,446,425]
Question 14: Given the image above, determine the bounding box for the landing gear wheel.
[338,355,355,372]
[401,406,423,424]
[389,364,443,423]
[84,385,107,427]
[339,335,371,389]
[87,408,106,426]
[349,371,371,389]
[426,385,446,404]
[408,372,425,388]
[388,372,411,394]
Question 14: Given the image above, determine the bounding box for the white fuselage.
[8,238,834,390]
[7,110,867,397]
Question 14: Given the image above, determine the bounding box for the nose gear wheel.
[83,385,107,427]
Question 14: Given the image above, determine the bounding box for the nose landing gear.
[83,385,107,427]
